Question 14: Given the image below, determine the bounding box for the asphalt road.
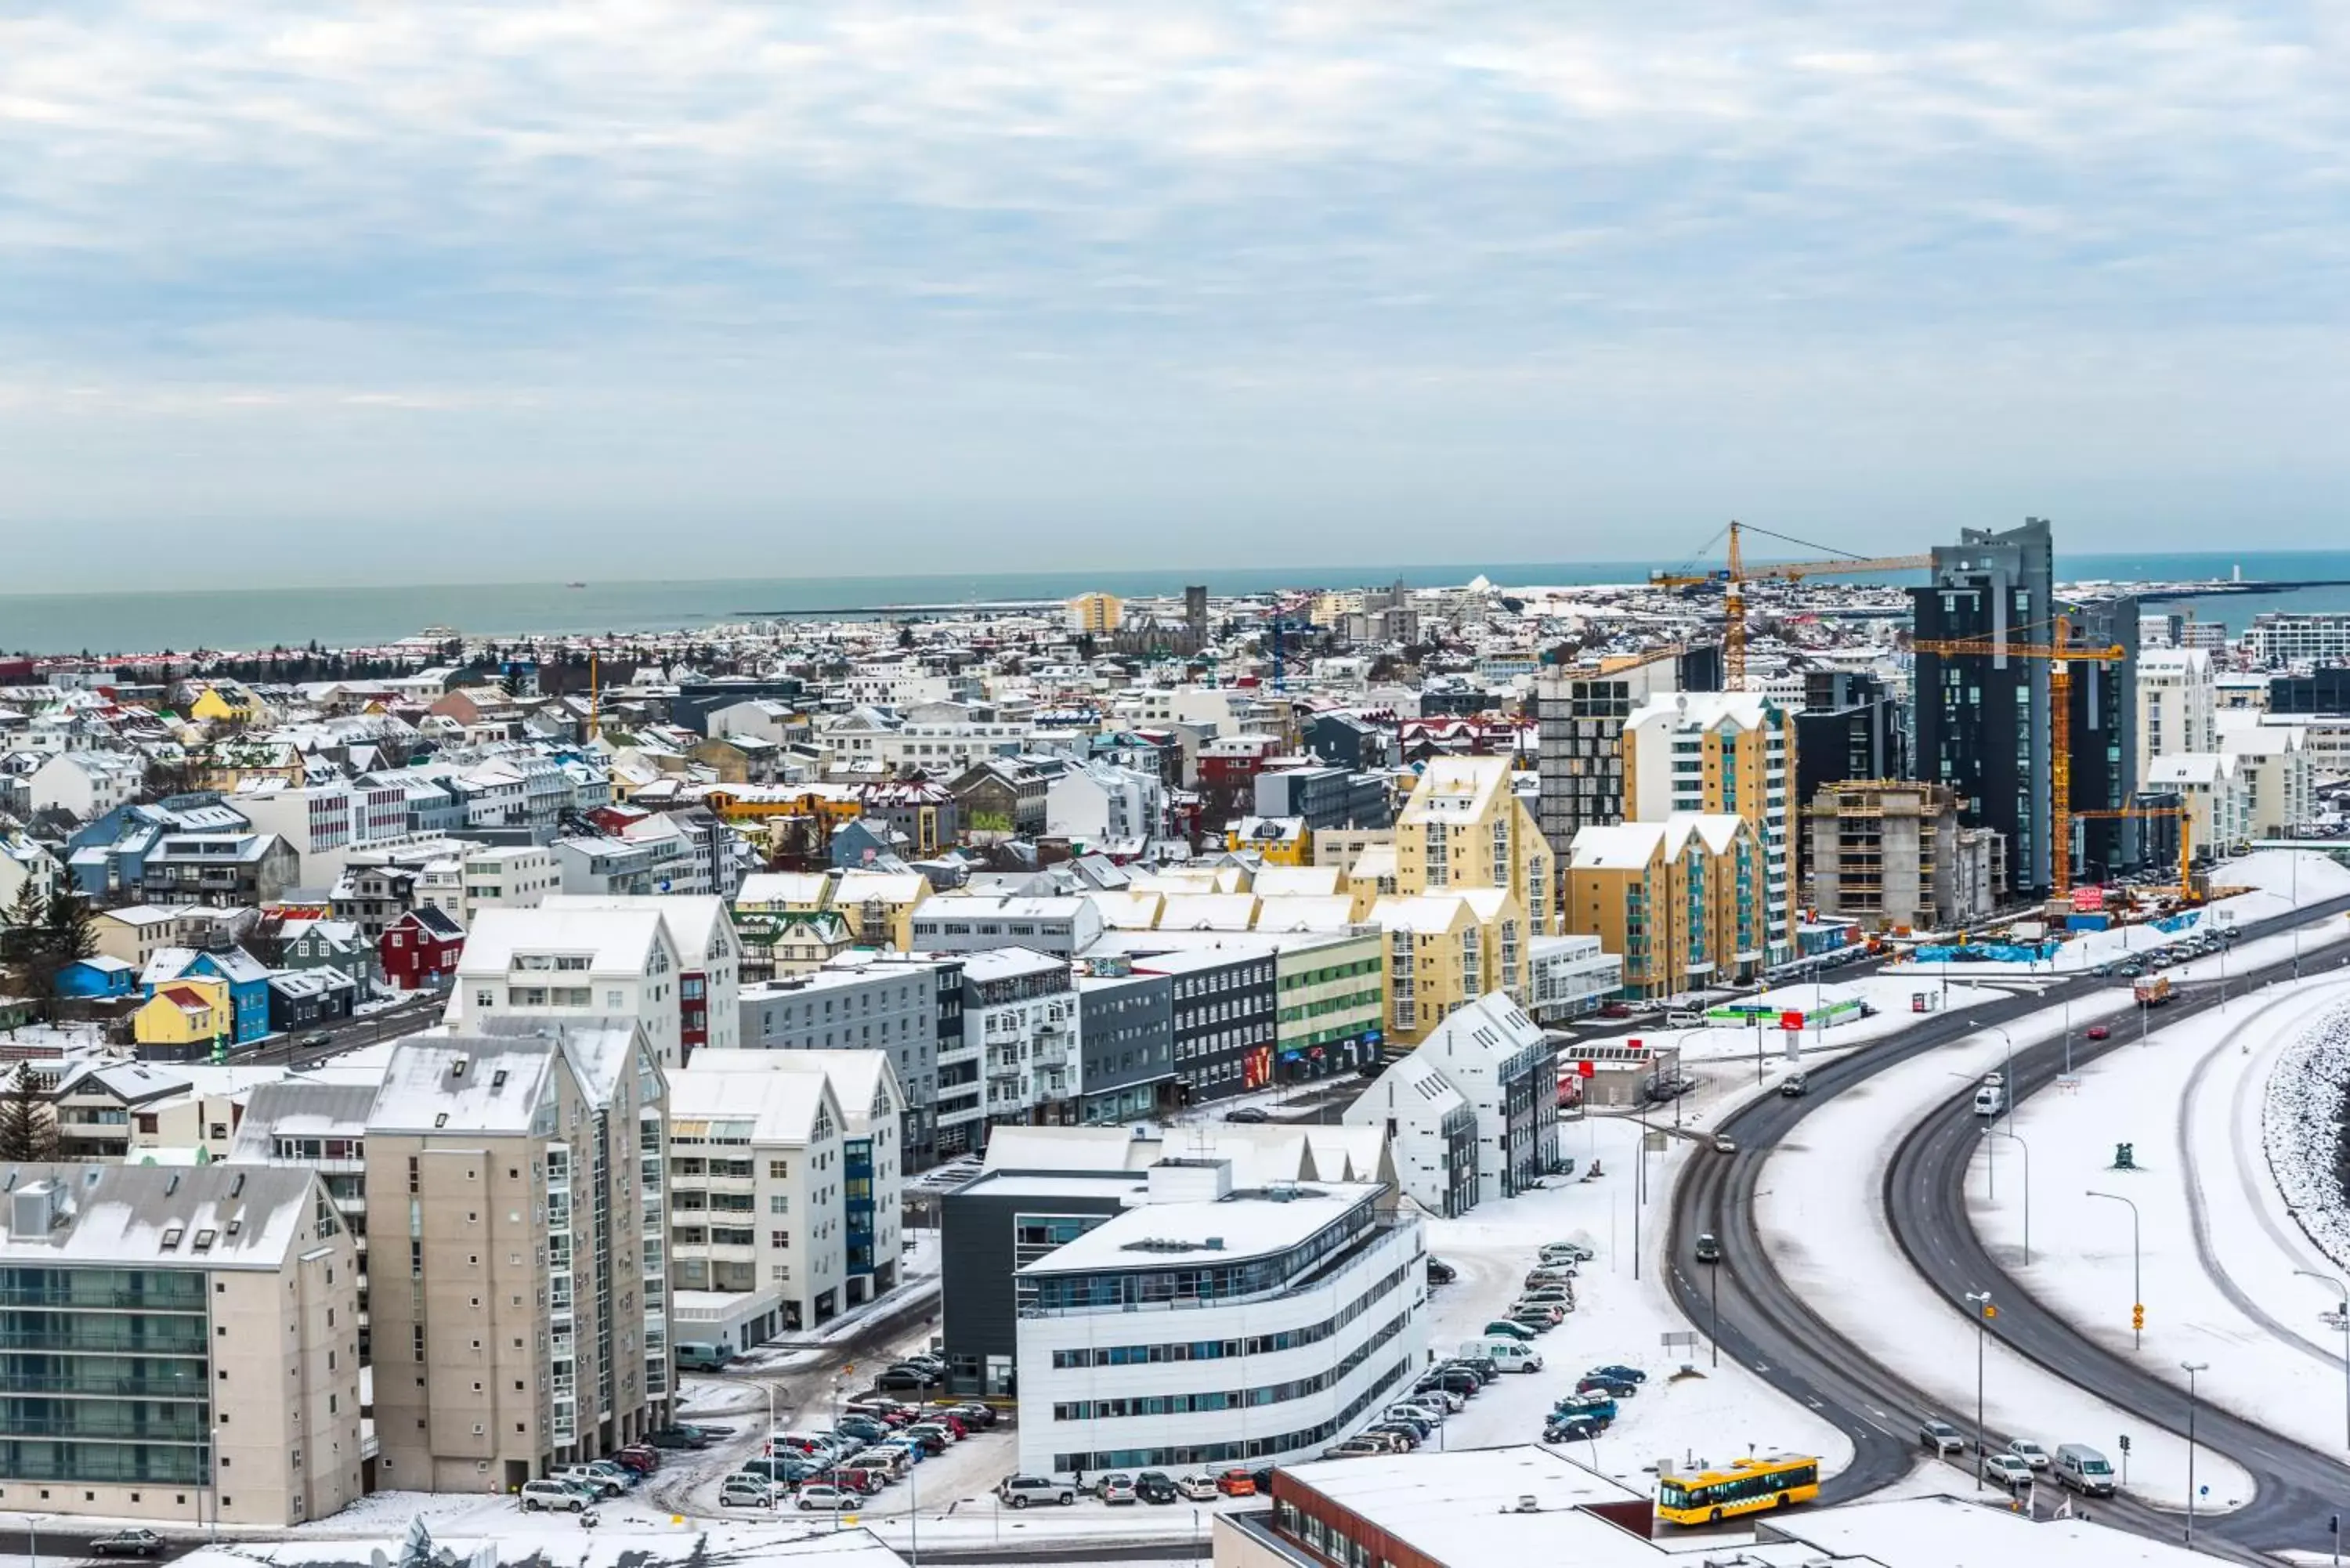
[1666,892,2350,1562]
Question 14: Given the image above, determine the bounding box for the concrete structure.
[1803,780,1995,932]
[739,961,945,1165]
[458,845,560,924]
[1065,593,1124,635]
[363,1020,671,1491]
[1131,943,1278,1105]
[1346,1052,1477,1216]
[1622,691,1797,963]
[664,1058,845,1335]
[1014,1161,1424,1473]
[2246,611,2350,667]
[1392,757,1556,934]
[2217,717,2315,836]
[1533,645,1714,858]
[907,894,1104,959]
[1566,815,1768,998]
[1253,764,1392,832]
[1045,760,1164,844]
[942,946,1078,1155]
[540,894,743,1057]
[0,1164,363,1527]
[2144,753,2254,854]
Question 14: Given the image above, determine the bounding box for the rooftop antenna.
[588,652,600,742]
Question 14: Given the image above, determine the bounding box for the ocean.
[5,551,2350,659]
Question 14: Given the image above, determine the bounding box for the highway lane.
[1665,891,2350,1557]
[1891,947,2350,1557]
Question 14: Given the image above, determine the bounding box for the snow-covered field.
[1624,976,2015,1070]
[1972,973,2350,1465]
[1758,993,2254,1510]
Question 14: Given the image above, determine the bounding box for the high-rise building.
[1793,671,1908,876]
[2065,597,2143,881]
[1184,585,1209,650]
[2136,649,2219,780]
[1621,692,1799,964]
[363,1020,670,1491]
[1911,518,2059,892]
[1533,645,1720,859]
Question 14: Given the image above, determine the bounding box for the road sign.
[1780,1010,1804,1032]
[1577,1060,1596,1078]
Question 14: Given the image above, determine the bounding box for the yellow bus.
[1654,1455,1822,1526]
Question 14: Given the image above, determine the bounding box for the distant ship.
[565,581,588,589]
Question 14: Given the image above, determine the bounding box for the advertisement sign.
[2073,885,2107,912]
[1779,1010,1805,1033]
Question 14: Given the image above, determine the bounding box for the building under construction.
[1803,779,2004,932]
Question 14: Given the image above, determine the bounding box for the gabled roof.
[0,1164,328,1270]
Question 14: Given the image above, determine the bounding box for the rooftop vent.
[228,1172,245,1199]
[9,1181,61,1239]
[1513,1495,1540,1515]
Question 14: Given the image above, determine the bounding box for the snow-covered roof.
[1018,1178,1384,1275]
[0,1163,327,1270]
[455,905,671,979]
[540,894,738,970]
[366,1035,558,1136]
[231,1081,380,1156]
[668,1065,839,1146]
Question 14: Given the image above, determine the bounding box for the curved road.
[1666,892,2350,1563]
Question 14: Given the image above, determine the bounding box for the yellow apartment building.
[1565,813,1768,998]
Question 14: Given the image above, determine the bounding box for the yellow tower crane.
[2072,804,2197,904]
[1652,520,1932,689]
[1907,613,2128,900]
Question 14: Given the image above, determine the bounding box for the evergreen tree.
[0,1064,55,1163]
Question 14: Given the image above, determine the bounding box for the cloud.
[0,2,2345,578]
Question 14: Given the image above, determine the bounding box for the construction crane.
[1908,613,2128,900]
[2073,803,2197,903]
[1652,520,1932,689]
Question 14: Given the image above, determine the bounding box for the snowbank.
[2262,999,2350,1272]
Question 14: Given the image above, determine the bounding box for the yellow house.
[187,682,265,726]
[734,869,930,951]
[1392,757,1558,934]
[1227,816,1312,866]
[1366,887,1535,1046]
[133,977,230,1051]
[1066,592,1124,634]
[1565,814,1768,999]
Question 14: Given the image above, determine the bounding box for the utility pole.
[1965,1292,1994,1490]
[2182,1360,2209,1549]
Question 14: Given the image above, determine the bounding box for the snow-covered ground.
[2265,1003,2350,1273]
[1422,1110,1854,1494]
[1758,992,2254,1510]
[1972,972,2350,1467]
[1632,975,2015,1069]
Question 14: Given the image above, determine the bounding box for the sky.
[2,2,2346,588]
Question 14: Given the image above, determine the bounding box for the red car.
[2086,1024,2110,1041]
[1216,1468,1257,1498]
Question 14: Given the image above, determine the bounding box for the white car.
[1919,1419,1965,1457]
[1983,1453,2035,1489]
[2007,1438,2052,1471]
[797,1484,859,1512]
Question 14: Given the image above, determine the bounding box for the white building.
[1014,1158,1425,1475]
[2143,753,2254,855]
[2135,649,2218,785]
[2216,717,2315,836]
[1524,932,1624,1024]
[2246,612,2350,667]
[446,905,685,1068]
[666,1060,847,1339]
[948,945,1079,1156]
[460,844,561,923]
[1046,761,1166,843]
[1349,992,1556,1207]
[26,750,143,821]
[229,779,413,884]
[1343,1052,1477,1216]
[909,894,1105,959]
[544,894,743,1054]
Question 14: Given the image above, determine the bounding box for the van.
[1667,1009,1706,1028]
[2054,1443,2117,1497]
[1974,1076,2006,1117]
[1465,1338,1544,1374]
[676,1342,733,1372]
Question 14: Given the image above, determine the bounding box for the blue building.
[144,947,274,1046]
[64,796,251,897]
[53,955,138,999]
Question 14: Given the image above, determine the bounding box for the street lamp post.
[2182,1360,2209,1548]
[1710,1224,1723,1370]
[1987,1128,2031,1265]
[2295,1269,2350,1451]
[2086,1191,2142,1349]
[1964,1292,1992,1490]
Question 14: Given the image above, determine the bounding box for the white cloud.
[0,2,2345,571]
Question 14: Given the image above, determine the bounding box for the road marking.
[1754,1362,1771,1373]
[1808,1397,1825,1410]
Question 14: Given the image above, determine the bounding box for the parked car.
[1539,1241,1596,1264]
[1546,1414,1603,1443]
[1920,1419,1965,1456]
[870,1367,936,1392]
[797,1485,861,1512]
[1425,1257,1457,1284]
[1217,1467,1259,1497]
[1224,1107,1271,1123]
[1484,1320,1539,1342]
[1321,1439,1386,1459]
[944,1401,999,1428]
[89,1533,165,1558]
[521,1479,590,1512]
[1177,1473,1221,1501]
[721,1474,783,1508]
[1555,1391,1616,1424]
[648,1426,708,1449]
[1098,1472,1139,1505]
[1983,1453,2035,1490]
[555,1465,625,1498]
[1512,1307,1567,1330]
[1578,1373,1638,1398]
[2008,1438,2052,1471]
[998,1474,1078,1508]
[1136,1470,1180,1504]
[1586,1364,1647,1385]
[1694,1233,1722,1263]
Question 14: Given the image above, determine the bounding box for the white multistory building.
[2135,649,2218,785]
[446,905,686,1069]
[945,945,1078,1156]
[1015,1158,1425,1475]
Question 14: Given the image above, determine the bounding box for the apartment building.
[739,961,945,1166]
[1014,1159,1426,1474]
[446,905,685,1069]
[1391,757,1556,931]
[736,868,931,952]
[1622,692,1799,964]
[1347,992,1555,1211]
[0,1164,362,1527]
[1045,760,1166,844]
[1532,646,1713,858]
[227,779,412,885]
[541,894,743,1057]
[460,845,560,924]
[1073,970,1175,1124]
[2144,753,2255,854]
[2217,717,2315,836]
[942,947,1078,1155]
[2246,612,2350,667]
[665,1060,845,1339]
[229,1081,377,1355]
[1567,814,1769,998]
[909,894,1105,959]
[2137,649,2219,783]
[1131,944,1279,1104]
[363,1020,670,1492]
[1803,781,1996,932]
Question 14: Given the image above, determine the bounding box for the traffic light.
[2132,1303,2146,1332]
[2118,1434,2131,1454]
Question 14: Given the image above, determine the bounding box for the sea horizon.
[6,548,2350,659]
